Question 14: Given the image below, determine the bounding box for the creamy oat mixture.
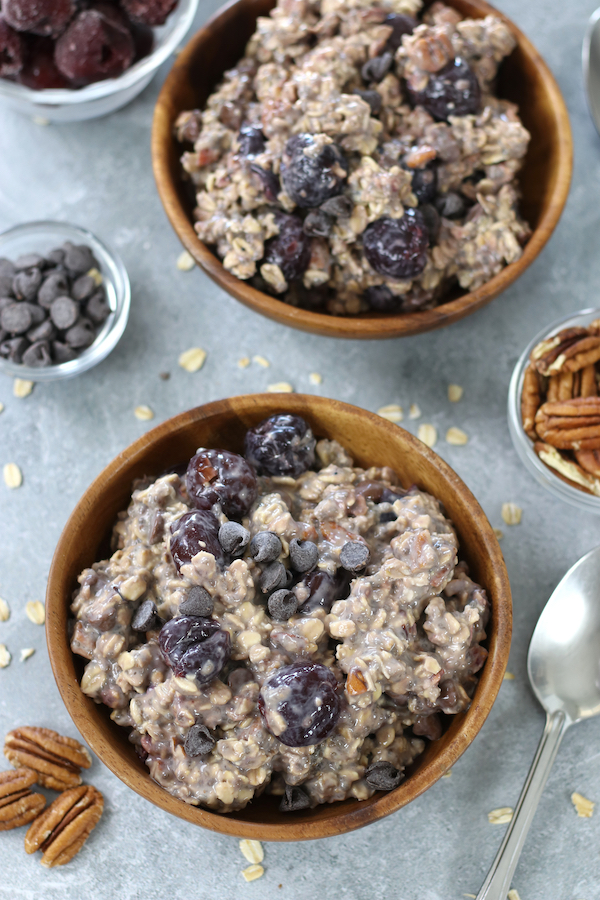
[71,415,489,812]
[175,0,530,316]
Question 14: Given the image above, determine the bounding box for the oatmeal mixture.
[71,414,489,812]
[175,0,531,316]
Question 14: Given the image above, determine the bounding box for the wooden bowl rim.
[46,394,512,840]
[151,0,573,339]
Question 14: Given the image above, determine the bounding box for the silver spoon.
[583,8,600,136]
[476,545,600,900]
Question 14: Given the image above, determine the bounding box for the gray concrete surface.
[1,1,599,897]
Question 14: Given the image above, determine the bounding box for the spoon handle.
[476,709,569,900]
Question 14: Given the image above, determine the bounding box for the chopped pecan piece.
[346,667,368,695]
[0,768,45,831]
[25,785,103,867]
[535,398,600,450]
[534,443,600,496]
[521,363,541,439]
[4,727,92,791]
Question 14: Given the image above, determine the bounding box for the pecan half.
[530,328,588,374]
[575,448,600,477]
[535,398,600,451]
[534,443,600,496]
[0,768,45,831]
[534,331,600,377]
[579,364,597,398]
[4,727,92,791]
[521,363,542,439]
[25,785,103,868]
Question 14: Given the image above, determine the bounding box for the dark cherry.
[238,124,265,157]
[158,615,230,685]
[244,413,316,478]
[0,15,25,77]
[407,57,481,122]
[54,8,134,86]
[413,714,442,741]
[363,211,429,280]
[130,20,154,62]
[120,0,176,26]
[169,509,224,572]
[419,204,441,245]
[409,163,438,205]
[3,0,75,38]
[364,285,402,312]
[263,214,311,283]
[280,133,348,208]
[384,12,417,50]
[258,661,341,747]
[185,448,258,520]
[298,569,349,615]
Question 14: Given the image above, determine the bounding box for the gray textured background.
[1,0,599,896]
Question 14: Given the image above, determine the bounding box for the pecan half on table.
[535,398,600,451]
[25,785,103,868]
[4,727,92,791]
[0,767,45,831]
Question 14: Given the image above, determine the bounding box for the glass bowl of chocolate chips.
[0,0,199,122]
[0,220,130,381]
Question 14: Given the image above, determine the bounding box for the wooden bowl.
[46,394,511,840]
[151,0,572,340]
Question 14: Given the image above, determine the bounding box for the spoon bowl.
[583,8,600,136]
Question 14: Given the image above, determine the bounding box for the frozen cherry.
[263,215,311,283]
[407,57,481,122]
[281,134,348,208]
[120,0,176,27]
[169,509,224,571]
[297,569,349,615]
[186,449,258,520]
[364,285,401,312]
[3,0,75,38]
[0,15,25,77]
[363,211,429,280]
[238,124,265,157]
[158,615,230,685]
[19,37,70,88]
[250,164,280,202]
[384,12,416,50]
[130,20,154,62]
[54,8,134,86]
[244,414,316,478]
[258,661,341,746]
[409,163,437,205]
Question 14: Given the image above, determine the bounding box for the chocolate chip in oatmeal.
[339,541,370,572]
[281,133,348,209]
[302,210,333,238]
[279,784,310,812]
[320,195,352,218]
[218,521,251,556]
[384,12,416,49]
[289,538,318,574]
[131,599,161,632]
[361,51,393,83]
[352,88,382,115]
[249,531,282,564]
[184,723,215,757]
[238,124,265,157]
[179,585,214,618]
[267,589,298,620]
[260,560,287,594]
[365,761,403,791]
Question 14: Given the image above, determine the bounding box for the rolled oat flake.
[179,585,213,617]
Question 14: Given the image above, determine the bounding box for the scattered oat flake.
[571,792,595,818]
[20,648,35,662]
[3,463,22,489]
[0,402,4,413]
[309,372,323,385]
[253,355,270,368]
[33,116,50,126]
[377,404,403,423]
[418,424,437,448]
[239,839,264,865]
[13,378,33,398]
[0,598,10,621]
[487,806,514,825]
[134,405,155,421]
[409,403,421,419]
[179,347,207,373]
[493,528,504,540]
[25,601,45,626]
[463,894,476,899]
[267,382,294,393]
[176,250,195,271]
[0,644,10,667]
[502,503,522,526]
[87,267,103,286]
[504,671,515,680]
[508,891,522,900]
[441,770,452,778]
[448,384,464,402]
[241,864,264,882]
[446,427,468,445]
[238,357,250,369]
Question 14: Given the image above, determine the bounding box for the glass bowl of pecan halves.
[508,308,600,512]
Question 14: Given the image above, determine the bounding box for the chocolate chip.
[250,531,282,564]
[23,302,46,326]
[15,253,45,270]
[279,784,310,812]
[0,297,12,311]
[22,340,51,367]
[27,319,56,343]
[364,761,403,791]
[131,599,160,632]
[52,341,78,363]
[218,521,251,556]
[289,538,318,574]
[50,295,79,330]
[13,267,42,301]
[303,210,333,238]
[64,242,97,274]
[420,204,440,244]
[184,724,215,757]
[149,511,164,545]
[320,195,353,218]
[0,302,32,335]
[0,337,29,363]
[65,317,95,348]
[71,274,96,301]
[38,271,70,308]
[267,589,298,620]
[260,560,287,594]
[46,248,65,266]
[0,258,16,278]
[179,585,213,617]
[0,276,14,296]
[353,88,382,114]
[86,290,110,326]
[339,541,370,572]
[361,51,393,83]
